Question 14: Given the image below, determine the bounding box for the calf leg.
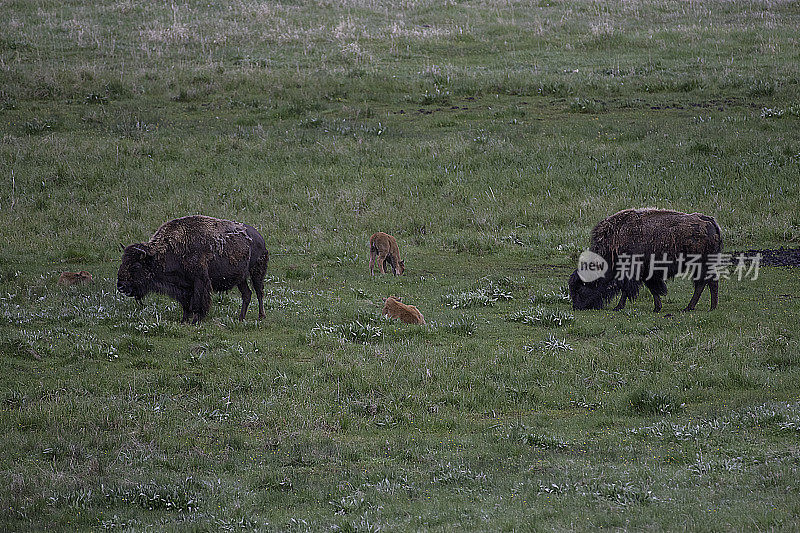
[369,249,377,276]
[237,280,252,321]
[386,254,397,276]
[377,252,388,274]
[613,293,628,311]
[684,280,708,311]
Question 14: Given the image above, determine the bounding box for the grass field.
[2,0,800,530]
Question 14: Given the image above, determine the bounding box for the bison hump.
[149,215,249,256]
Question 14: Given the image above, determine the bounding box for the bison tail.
[698,214,723,253]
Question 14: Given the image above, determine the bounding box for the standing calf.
[117,215,269,323]
[369,232,405,276]
[569,208,722,312]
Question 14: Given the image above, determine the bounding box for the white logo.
[577,250,608,282]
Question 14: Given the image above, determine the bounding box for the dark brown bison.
[569,208,722,312]
[117,215,269,323]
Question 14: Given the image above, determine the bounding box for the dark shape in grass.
[627,388,679,415]
[117,215,269,323]
[738,247,800,267]
[569,208,722,312]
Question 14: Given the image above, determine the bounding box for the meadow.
[1,0,799,530]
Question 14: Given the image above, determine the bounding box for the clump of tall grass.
[524,334,574,354]
[760,105,800,119]
[632,402,800,442]
[538,478,657,506]
[542,334,574,352]
[431,462,488,485]
[729,401,800,429]
[530,287,571,304]
[568,97,606,114]
[479,277,516,301]
[441,290,491,309]
[627,388,682,415]
[499,423,569,450]
[329,490,369,516]
[508,305,573,327]
[311,320,383,344]
[443,316,477,336]
[102,479,201,512]
[630,419,727,441]
[441,277,514,309]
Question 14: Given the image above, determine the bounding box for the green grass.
[2,0,800,530]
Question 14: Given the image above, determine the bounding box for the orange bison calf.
[381,297,426,325]
[58,271,93,286]
[369,232,404,276]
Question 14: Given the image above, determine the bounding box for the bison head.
[568,270,619,310]
[397,260,405,275]
[117,244,155,300]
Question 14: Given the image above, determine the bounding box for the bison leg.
[189,275,212,323]
[249,258,267,319]
[377,252,388,274]
[369,249,377,276]
[650,293,662,312]
[237,281,252,321]
[709,280,719,311]
[175,290,192,323]
[386,254,397,276]
[251,277,265,319]
[645,279,668,312]
[180,300,191,323]
[684,280,708,311]
[613,293,628,311]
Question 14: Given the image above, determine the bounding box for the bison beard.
[117,215,269,323]
[569,209,722,312]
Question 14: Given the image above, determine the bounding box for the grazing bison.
[58,270,93,286]
[381,296,426,325]
[117,215,269,323]
[369,232,404,276]
[569,208,722,312]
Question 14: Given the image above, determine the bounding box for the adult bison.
[568,208,722,312]
[117,215,269,323]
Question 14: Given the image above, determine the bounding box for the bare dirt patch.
[739,247,800,267]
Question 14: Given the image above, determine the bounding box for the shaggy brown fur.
[381,297,425,325]
[369,232,404,276]
[58,270,93,286]
[569,208,722,312]
[117,215,269,323]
